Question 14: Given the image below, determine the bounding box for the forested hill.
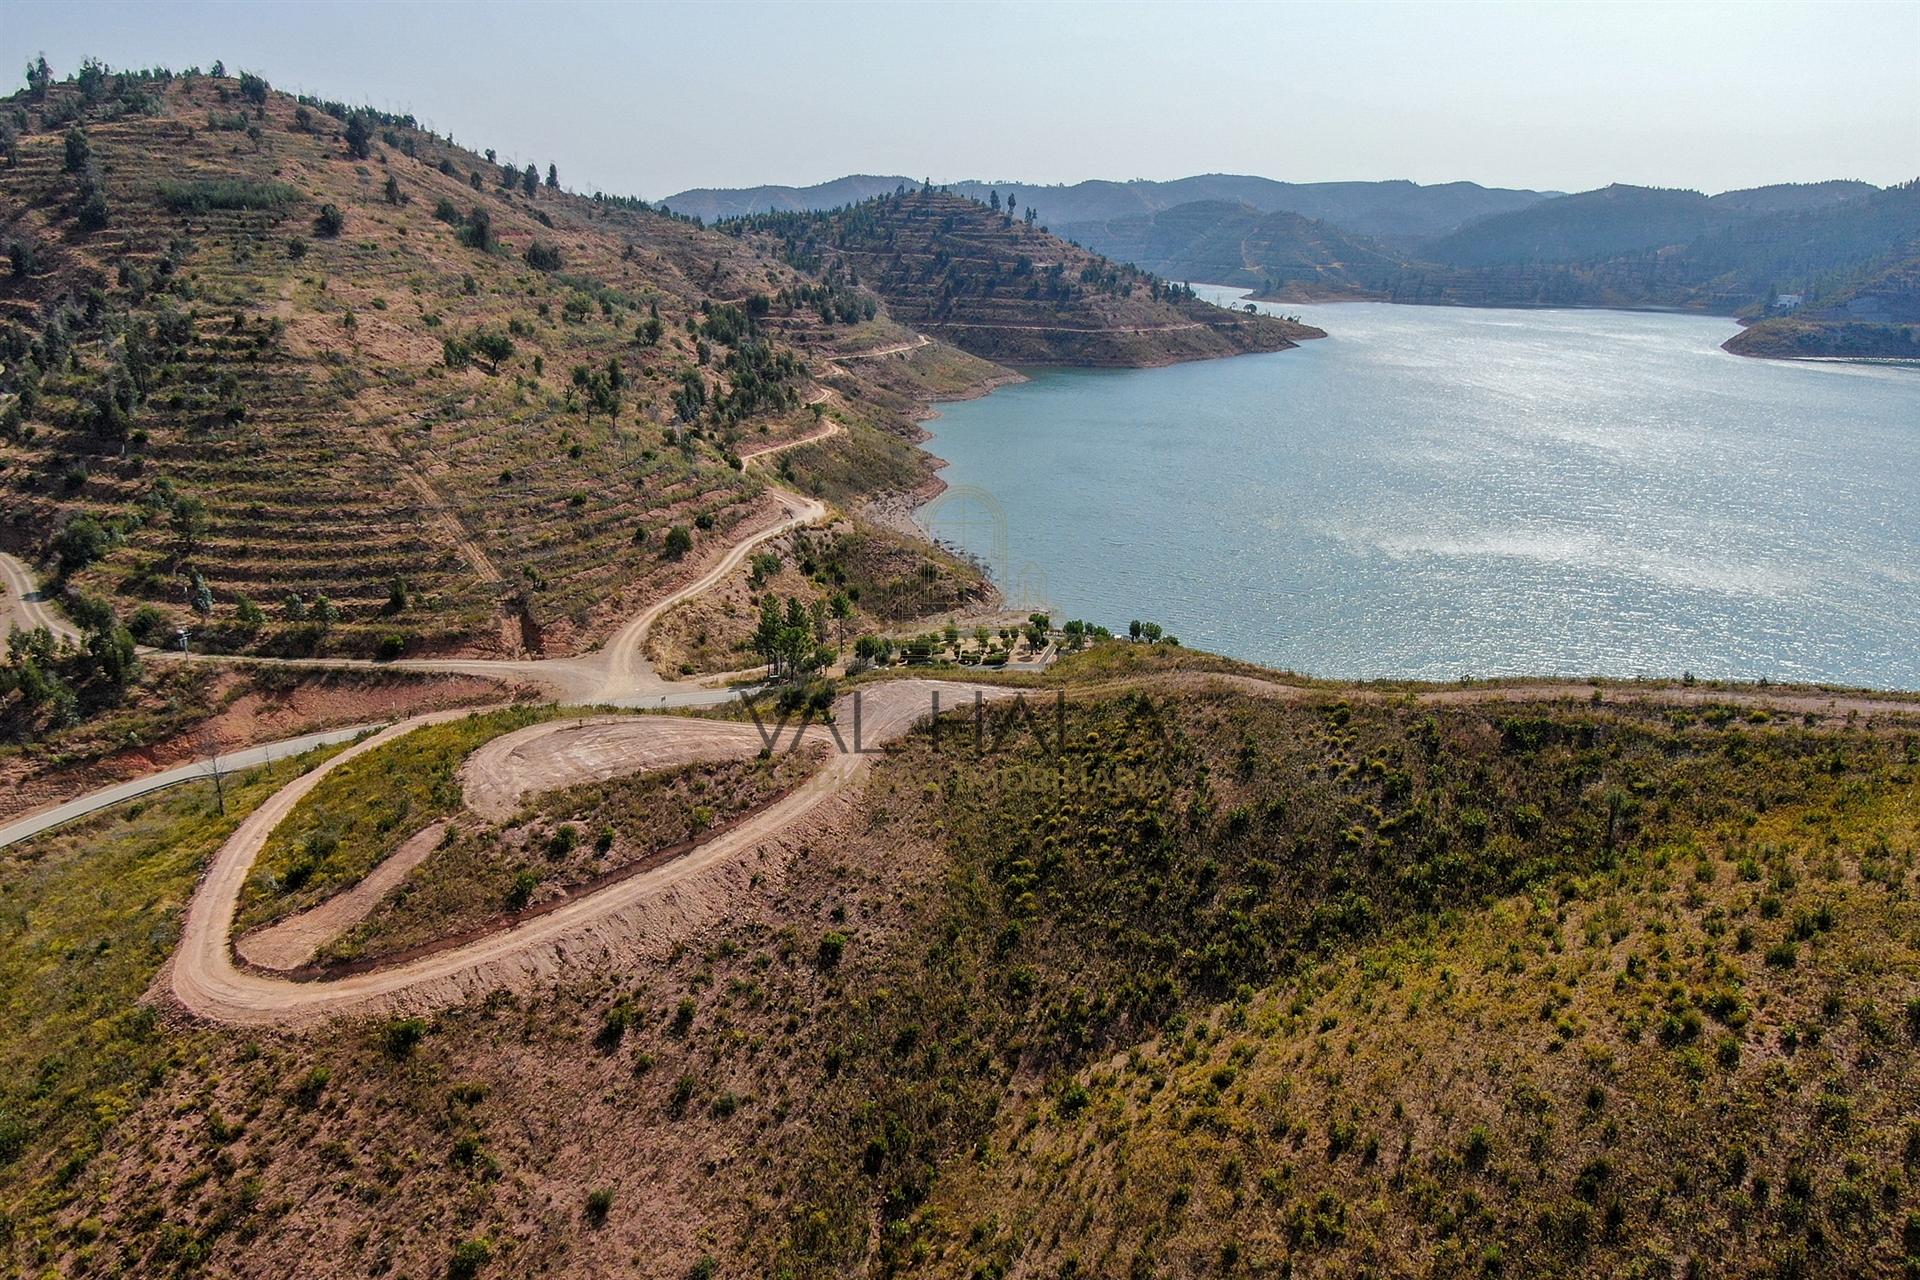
[662,173,913,223]
[1724,247,1920,359]
[723,189,1321,366]
[1232,179,1920,341]
[1418,181,1879,269]
[1053,200,1408,296]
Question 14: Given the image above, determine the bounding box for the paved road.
[0,723,382,849]
[0,686,752,852]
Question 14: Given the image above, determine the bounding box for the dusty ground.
[88,750,956,1280]
[644,516,999,678]
[642,530,821,677]
[458,715,826,822]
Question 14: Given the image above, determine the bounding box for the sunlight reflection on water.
[918,294,1920,685]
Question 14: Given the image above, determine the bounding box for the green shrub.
[1464,1124,1493,1170]
[448,1237,492,1280]
[597,1004,630,1047]
[157,179,299,212]
[383,1017,427,1058]
[817,930,848,969]
[292,1066,330,1107]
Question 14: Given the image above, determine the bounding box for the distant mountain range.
[662,174,1558,242]
[669,172,1920,358]
[1046,201,1403,299]
[1417,181,1879,268]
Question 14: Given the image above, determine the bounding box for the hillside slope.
[1725,251,1920,359]
[6,656,1920,1278]
[662,173,913,222]
[1421,184,1746,268]
[725,189,1321,366]
[1058,200,1405,296]
[0,72,1014,660]
[1242,180,1920,328]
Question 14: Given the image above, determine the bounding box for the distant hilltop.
[668,171,1920,359]
[720,189,1322,367]
[662,173,1562,243]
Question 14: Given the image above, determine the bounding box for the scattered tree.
[343,112,371,160]
[25,54,53,101]
[63,127,91,174]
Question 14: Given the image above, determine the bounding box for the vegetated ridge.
[676,171,1920,358]
[1236,180,1920,358]
[722,186,1321,366]
[5,57,1919,1280]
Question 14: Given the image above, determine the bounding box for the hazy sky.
[7,0,1917,198]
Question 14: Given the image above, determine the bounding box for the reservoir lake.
[915,292,1920,687]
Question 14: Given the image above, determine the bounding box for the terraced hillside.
[0,68,995,659]
[725,190,1322,366]
[668,173,1556,242]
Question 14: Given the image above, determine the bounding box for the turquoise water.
[915,294,1920,686]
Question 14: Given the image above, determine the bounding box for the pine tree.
[63,127,91,174]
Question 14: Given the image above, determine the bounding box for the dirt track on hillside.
[459,716,825,821]
[168,680,1017,1026]
[0,552,81,643]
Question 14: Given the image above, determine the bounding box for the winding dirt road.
[587,488,825,702]
[170,680,1014,1026]
[0,552,81,643]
